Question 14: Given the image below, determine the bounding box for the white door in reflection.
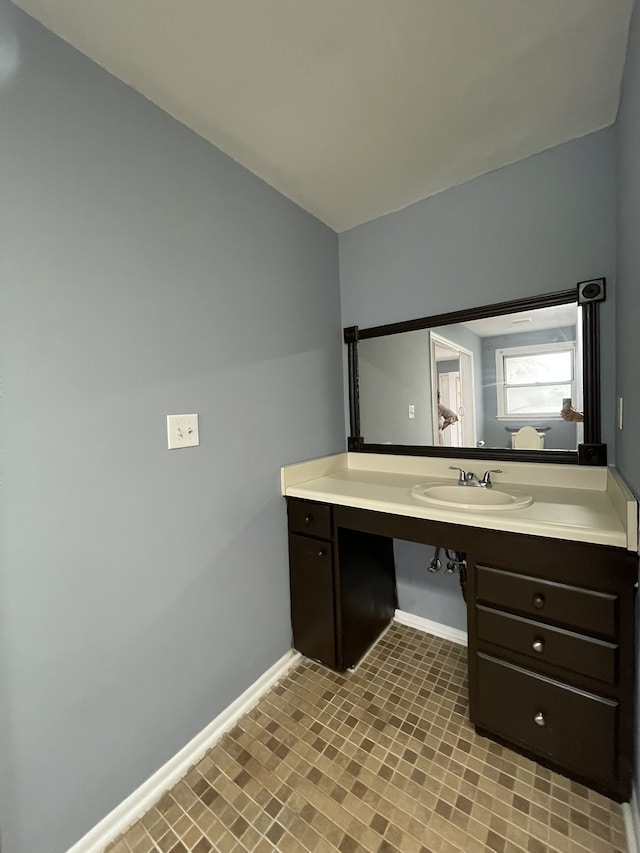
[438,368,459,447]
[458,350,476,445]
[430,332,477,448]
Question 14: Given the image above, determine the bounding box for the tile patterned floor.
[106,624,627,853]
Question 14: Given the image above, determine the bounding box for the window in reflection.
[496,342,576,418]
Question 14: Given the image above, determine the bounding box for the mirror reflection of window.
[496,342,576,418]
[465,303,581,451]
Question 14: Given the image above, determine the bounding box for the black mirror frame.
[344,279,607,465]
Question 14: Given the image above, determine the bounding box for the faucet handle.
[481,469,503,487]
[449,466,467,484]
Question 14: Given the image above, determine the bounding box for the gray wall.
[394,542,467,631]
[437,359,460,375]
[0,4,343,852]
[340,128,616,631]
[358,331,434,444]
[615,0,640,797]
[617,1,640,498]
[480,326,578,450]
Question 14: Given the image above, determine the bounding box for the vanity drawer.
[288,500,332,540]
[288,534,336,667]
[476,565,617,638]
[475,653,618,786]
[476,605,617,684]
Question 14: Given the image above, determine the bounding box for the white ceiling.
[11,0,633,232]
[463,303,579,338]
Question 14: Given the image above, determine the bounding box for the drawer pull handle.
[318,549,327,558]
[534,711,546,727]
[304,515,313,524]
[532,594,545,609]
[532,639,545,654]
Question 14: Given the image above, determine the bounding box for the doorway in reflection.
[430,332,476,448]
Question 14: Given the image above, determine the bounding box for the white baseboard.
[67,649,301,853]
[394,609,467,646]
[623,786,640,853]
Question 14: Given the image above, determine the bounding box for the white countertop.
[281,453,639,551]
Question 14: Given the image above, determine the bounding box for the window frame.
[495,340,576,420]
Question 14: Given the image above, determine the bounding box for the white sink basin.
[410,483,534,511]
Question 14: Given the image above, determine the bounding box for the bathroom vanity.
[281,453,638,801]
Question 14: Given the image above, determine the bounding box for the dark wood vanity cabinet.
[287,498,396,671]
[288,532,337,667]
[467,535,637,802]
[286,497,636,800]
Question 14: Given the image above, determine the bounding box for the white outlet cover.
[167,413,199,449]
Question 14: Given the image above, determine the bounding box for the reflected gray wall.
[480,326,578,450]
[359,331,434,445]
[0,5,343,852]
[340,128,616,630]
[437,359,459,375]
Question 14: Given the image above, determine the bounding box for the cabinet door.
[289,534,336,667]
[475,653,618,793]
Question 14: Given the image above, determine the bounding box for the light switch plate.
[167,414,199,449]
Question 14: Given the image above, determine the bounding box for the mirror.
[345,282,606,465]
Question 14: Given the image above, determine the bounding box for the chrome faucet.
[449,466,479,485]
[480,469,503,488]
[450,466,503,487]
